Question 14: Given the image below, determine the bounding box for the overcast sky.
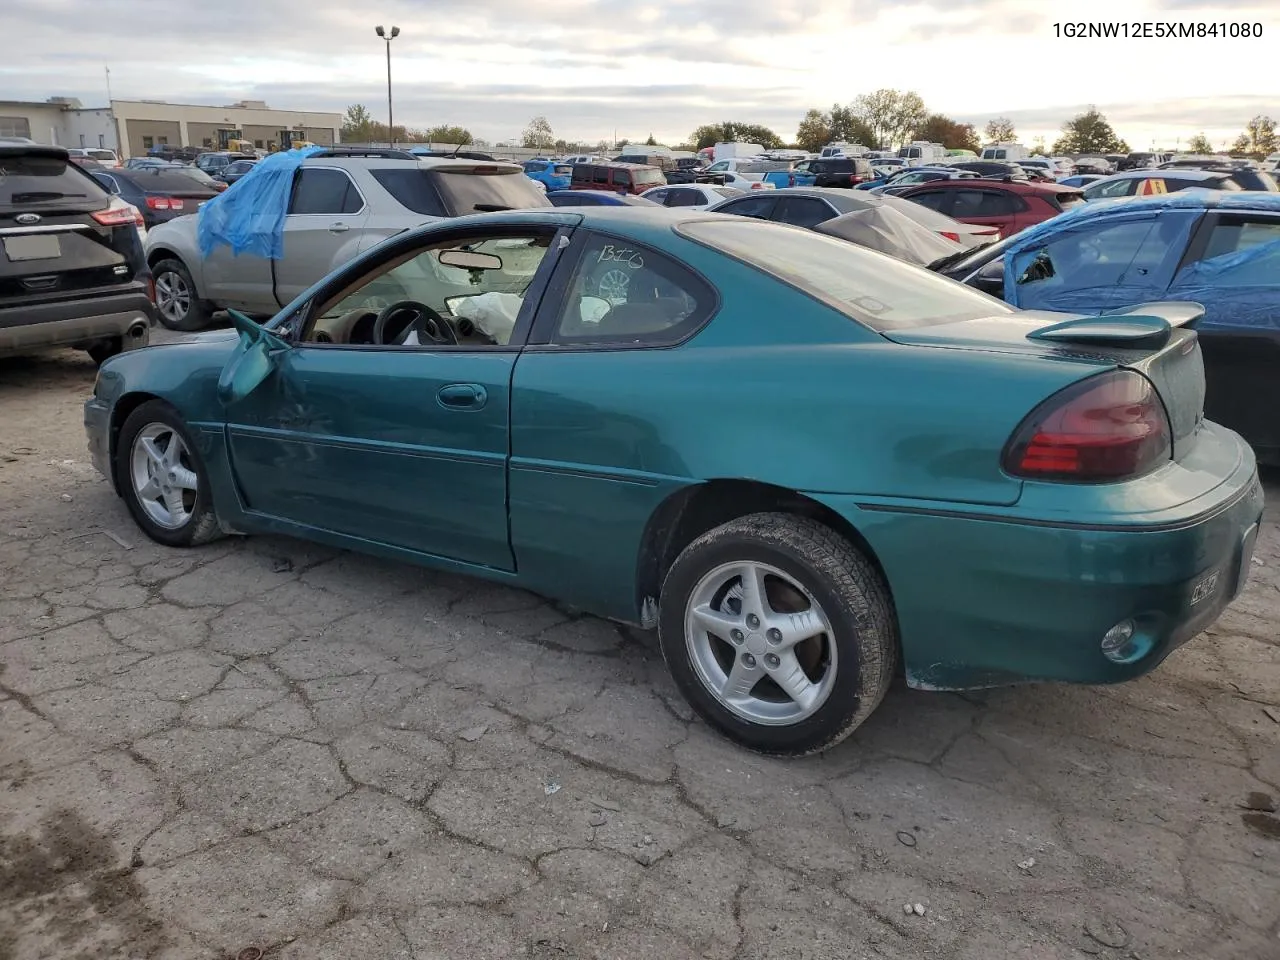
[2,0,1275,149]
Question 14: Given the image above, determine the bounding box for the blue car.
[1058,174,1105,189]
[545,190,661,207]
[523,160,573,191]
[932,190,1280,463]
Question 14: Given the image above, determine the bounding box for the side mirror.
[217,309,290,404]
[438,249,503,270]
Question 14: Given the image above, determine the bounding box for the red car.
[895,179,1085,238]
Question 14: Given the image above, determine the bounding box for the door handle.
[437,383,487,410]
[328,222,350,233]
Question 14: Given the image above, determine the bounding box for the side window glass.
[552,234,716,346]
[614,170,632,187]
[668,189,699,208]
[305,233,555,347]
[289,169,360,215]
[1016,218,1157,286]
[720,195,777,219]
[645,189,668,204]
[775,198,833,228]
[906,191,951,213]
[1181,219,1280,286]
[592,166,608,185]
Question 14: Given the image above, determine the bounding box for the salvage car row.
[1,138,1272,754]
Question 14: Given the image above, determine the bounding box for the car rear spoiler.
[1026,301,1205,347]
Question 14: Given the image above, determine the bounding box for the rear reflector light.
[1002,370,1172,482]
[145,197,183,210]
[92,206,144,228]
[940,231,960,242]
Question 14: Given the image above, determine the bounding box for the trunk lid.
[883,302,1207,458]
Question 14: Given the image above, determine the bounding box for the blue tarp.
[1002,190,1280,329]
[196,146,323,260]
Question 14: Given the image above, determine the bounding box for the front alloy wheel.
[130,423,199,529]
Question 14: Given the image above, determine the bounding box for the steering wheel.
[372,300,458,346]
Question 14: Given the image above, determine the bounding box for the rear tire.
[115,400,223,547]
[658,513,897,756]
[152,258,211,332]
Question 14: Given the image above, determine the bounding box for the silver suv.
[143,149,549,330]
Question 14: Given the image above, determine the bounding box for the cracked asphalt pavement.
[2,345,1279,960]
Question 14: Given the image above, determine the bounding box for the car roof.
[1102,168,1228,182]
[899,178,1075,194]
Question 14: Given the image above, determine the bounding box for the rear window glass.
[370,168,446,215]
[554,164,572,175]
[431,167,551,214]
[0,152,107,209]
[126,169,221,193]
[679,219,1011,331]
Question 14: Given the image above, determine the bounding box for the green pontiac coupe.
[85,207,1264,755]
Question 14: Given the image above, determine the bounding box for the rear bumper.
[813,437,1265,690]
[0,289,155,355]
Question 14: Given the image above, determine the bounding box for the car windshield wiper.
[926,239,1001,273]
[11,190,88,202]
[473,203,513,212]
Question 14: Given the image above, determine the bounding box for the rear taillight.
[92,206,144,228]
[145,196,184,210]
[1002,370,1172,482]
[940,231,960,242]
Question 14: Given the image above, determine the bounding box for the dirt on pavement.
[1,348,1278,959]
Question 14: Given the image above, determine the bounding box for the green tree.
[688,122,783,151]
[522,115,554,150]
[912,113,980,151]
[341,103,375,142]
[1186,132,1214,154]
[1233,115,1277,158]
[851,89,927,148]
[827,104,878,149]
[1051,107,1128,154]
[424,125,473,145]
[795,108,832,152]
[984,117,1016,143]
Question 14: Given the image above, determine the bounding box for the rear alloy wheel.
[659,513,897,756]
[115,400,222,547]
[152,258,211,332]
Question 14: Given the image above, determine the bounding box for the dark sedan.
[216,158,258,185]
[89,167,222,228]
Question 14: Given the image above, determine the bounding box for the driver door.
[220,221,571,571]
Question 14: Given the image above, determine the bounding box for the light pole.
[375,25,400,146]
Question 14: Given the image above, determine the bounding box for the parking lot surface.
[1,347,1278,960]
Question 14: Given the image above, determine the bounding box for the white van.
[981,142,1029,161]
[820,141,868,158]
[897,141,946,167]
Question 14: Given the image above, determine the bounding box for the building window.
[0,116,32,139]
[79,134,86,147]
[254,139,264,148]
[98,134,105,148]
[157,136,168,145]
[202,138,213,147]
[142,136,154,149]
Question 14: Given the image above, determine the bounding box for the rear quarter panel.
[508,235,1095,619]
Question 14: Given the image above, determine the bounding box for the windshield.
[680,219,1011,331]
[634,168,665,184]
[0,152,107,210]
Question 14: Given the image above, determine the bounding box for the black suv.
[0,145,153,363]
[808,156,875,187]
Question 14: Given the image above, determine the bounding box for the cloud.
[1,0,1273,145]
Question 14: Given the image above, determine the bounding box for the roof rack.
[309,148,419,160]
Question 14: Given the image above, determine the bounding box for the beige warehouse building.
[111,99,341,157]
[0,96,341,157]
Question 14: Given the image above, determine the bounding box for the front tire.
[658,513,897,756]
[152,258,211,332]
[115,400,223,547]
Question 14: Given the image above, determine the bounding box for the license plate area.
[4,234,62,262]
